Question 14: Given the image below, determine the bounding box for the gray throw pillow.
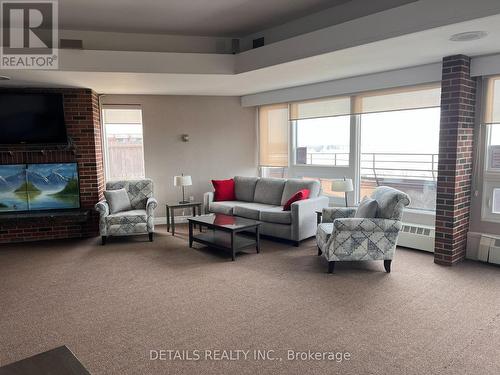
[104,188,132,214]
[355,197,378,218]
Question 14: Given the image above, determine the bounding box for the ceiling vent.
[449,31,487,42]
[252,37,265,49]
[59,39,83,49]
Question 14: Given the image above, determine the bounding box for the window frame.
[101,104,146,182]
[258,83,441,211]
[291,115,352,168]
[481,177,500,223]
[481,77,500,222]
[357,107,441,212]
[481,124,500,222]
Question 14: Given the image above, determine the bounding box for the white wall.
[101,95,257,218]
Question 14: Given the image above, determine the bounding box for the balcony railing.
[298,152,439,210]
[299,152,438,180]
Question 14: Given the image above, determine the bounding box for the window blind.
[288,84,440,121]
[289,96,350,120]
[102,106,142,124]
[483,77,500,124]
[353,84,441,114]
[259,104,289,167]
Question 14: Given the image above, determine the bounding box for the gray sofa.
[203,176,329,245]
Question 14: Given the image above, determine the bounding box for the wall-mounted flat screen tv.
[0,93,67,144]
[0,163,80,212]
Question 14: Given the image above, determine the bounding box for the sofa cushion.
[106,209,147,225]
[355,197,378,218]
[260,207,292,224]
[104,188,132,214]
[253,178,286,205]
[259,221,292,240]
[212,179,236,201]
[233,202,278,220]
[281,179,320,205]
[234,176,259,202]
[209,201,239,215]
[283,189,310,211]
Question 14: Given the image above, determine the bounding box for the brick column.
[434,55,476,265]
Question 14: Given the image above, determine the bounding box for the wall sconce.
[181,134,189,142]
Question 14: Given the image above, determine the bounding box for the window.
[301,177,345,199]
[102,106,145,180]
[258,84,441,211]
[260,166,287,178]
[259,104,289,167]
[294,116,350,166]
[291,96,351,166]
[360,107,440,211]
[482,76,500,221]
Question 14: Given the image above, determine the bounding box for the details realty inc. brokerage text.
[150,349,352,362]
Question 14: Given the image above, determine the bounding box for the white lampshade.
[331,179,353,192]
[174,175,192,186]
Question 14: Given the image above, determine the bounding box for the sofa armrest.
[146,197,158,215]
[322,207,356,223]
[95,200,109,217]
[333,218,402,232]
[203,192,214,214]
[291,196,329,241]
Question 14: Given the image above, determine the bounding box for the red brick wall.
[0,88,104,243]
[434,55,476,265]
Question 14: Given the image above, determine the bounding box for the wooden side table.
[166,202,202,236]
[316,210,323,225]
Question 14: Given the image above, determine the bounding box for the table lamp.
[331,178,354,207]
[174,174,192,204]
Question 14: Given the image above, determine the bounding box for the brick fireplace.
[0,88,104,243]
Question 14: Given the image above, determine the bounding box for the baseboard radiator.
[397,223,435,252]
[477,235,500,265]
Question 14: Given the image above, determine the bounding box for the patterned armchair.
[95,179,158,245]
[316,186,410,273]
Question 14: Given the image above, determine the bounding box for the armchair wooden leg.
[328,261,335,274]
[101,236,107,246]
[317,246,322,256]
[293,241,300,247]
[149,232,154,242]
[384,260,392,273]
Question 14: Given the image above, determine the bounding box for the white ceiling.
[2,14,500,96]
[59,0,350,37]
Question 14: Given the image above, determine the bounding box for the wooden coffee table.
[187,214,261,261]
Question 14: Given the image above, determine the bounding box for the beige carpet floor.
[1,224,500,375]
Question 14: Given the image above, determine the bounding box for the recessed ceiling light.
[450,31,488,42]
[0,75,10,80]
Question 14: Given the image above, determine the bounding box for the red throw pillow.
[212,179,236,201]
[283,189,310,211]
